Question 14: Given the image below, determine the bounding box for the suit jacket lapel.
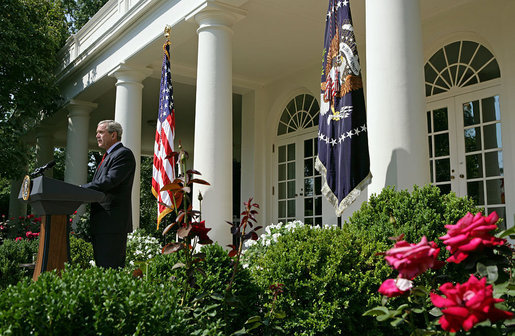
[93,143,123,180]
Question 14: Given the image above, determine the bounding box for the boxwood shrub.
[0,266,189,335]
[0,238,38,289]
[145,243,261,333]
[250,185,480,336]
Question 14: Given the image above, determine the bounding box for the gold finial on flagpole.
[164,25,172,40]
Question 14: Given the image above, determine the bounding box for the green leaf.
[498,225,515,238]
[486,265,499,283]
[273,310,286,319]
[363,306,389,316]
[245,316,262,324]
[477,262,488,277]
[390,318,404,327]
[428,307,442,317]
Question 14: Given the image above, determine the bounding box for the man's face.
[96,124,117,150]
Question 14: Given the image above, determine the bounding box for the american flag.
[152,40,176,229]
[315,0,371,216]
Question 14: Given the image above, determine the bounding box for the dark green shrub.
[345,185,480,245]
[250,185,480,336]
[251,225,391,336]
[146,243,260,333]
[0,266,190,335]
[0,238,38,289]
[69,235,94,269]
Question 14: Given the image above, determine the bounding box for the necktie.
[98,153,107,169]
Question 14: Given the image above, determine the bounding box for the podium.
[19,176,104,280]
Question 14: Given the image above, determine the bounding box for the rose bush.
[384,235,443,279]
[440,212,506,264]
[365,211,514,334]
[430,275,513,332]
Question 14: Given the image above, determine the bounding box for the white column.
[64,100,96,223]
[187,2,246,247]
[64,100,97,185]
[36,129,54,177]
[365,0,429,195]
[110,64,152,231]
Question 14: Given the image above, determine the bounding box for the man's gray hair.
[98,120,123,140]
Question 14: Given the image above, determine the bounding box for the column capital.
[109,64,153,84]
[186,0,247,28]
[66,99,98,117]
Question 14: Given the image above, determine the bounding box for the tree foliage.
[0,0,68,179]
[60,0,109,33]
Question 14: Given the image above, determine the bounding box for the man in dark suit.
[82,120,136,268]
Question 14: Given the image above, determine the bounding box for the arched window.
[425,41,506,228]
[425,40,500,96]
[275,94,322,225]
[277,94,319,135]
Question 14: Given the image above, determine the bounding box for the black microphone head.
[46,160,56,169]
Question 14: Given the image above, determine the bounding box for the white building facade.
[25,0,515,242]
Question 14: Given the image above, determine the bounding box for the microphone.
[29,160,56,178]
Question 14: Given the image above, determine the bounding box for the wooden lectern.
[19,176,104,280]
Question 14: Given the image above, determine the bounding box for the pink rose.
[384,236,442,279]
[430,275,513,332]
[15,237,23,241]
[440,212,505,263]
[378,278,413,297]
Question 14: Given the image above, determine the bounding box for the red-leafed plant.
[158,145,213,304]
[226,198,261,293]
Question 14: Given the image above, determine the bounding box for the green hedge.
[250,185,479,336]
[0,266,188,335]
[145,243,260,333]
[0,238,38,289]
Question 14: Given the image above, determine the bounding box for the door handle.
[451,175,455,180]
[459,174,464,178]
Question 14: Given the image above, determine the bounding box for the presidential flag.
[315,0,371,216]
[152,39,176,228]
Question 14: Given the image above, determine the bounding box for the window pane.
[463,100,480,126]
[304,139,313,157]
[287,200,296,217]
[278,201,286,217]
[430,162,434,183]
[434,133,449,157]
[304,178,314,197]
[484,151,503,177]
[427,111,432,132]
[428,136,433,158]
[437,184,451,195]
[435,158,450,182]
[278,182,286,199]
[287,162,295,179]
[278,164,286,181]
[464,127,482,152]
[315,197,322,216]
[433,108,448,132]
[466,154,483,179]
[304,158,313,177]
[315,217,322,226]
[482,96,501,122]
[287,181,296,198]
[483,123,502,149]
[467,181,485,206]
[488,207,506,230]
[278,145,286,162]
[304,198,313,216]
[315,176,322,195]
[287,143,295,161]
[486,178,505,205]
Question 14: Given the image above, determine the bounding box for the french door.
[427,88,506,227]
[276,131,323,225]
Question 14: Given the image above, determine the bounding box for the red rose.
[440,212,505,264]
[378,278,412,297]
[431,275,513,332]
[384,236,442,279]
[15,237,23,241]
